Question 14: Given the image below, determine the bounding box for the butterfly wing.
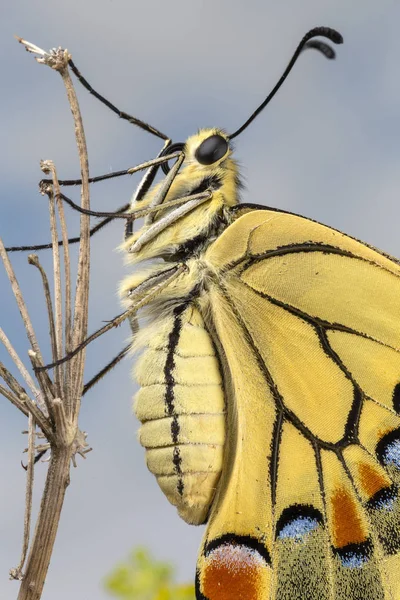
[195,208,400,600]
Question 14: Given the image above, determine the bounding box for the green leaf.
[104,547,195,600]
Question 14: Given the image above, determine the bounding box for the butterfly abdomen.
[133,303,226,524]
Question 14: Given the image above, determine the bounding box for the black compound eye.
[195,135,229,165]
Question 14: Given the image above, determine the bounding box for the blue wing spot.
[334,540,373,569]
[383,441,400,468]
[376,428,400,469]
[276,504,323,542]
[339,550,369,569]
[278,516,319,540]
[367,485,397,512]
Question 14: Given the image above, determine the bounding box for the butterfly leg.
[6,145,177,252]
[35,264,186,372]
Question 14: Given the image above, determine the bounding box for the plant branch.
[0,383,29,417]
[52,165,73,411]
[11,38,94,600]
[10,414,36,581]
[26,351,55,425]
[0,238,57,422]
[27,254,60,394]
[17,446,72,600]
[42,183,63,397]
[0,362,29,406]
[51,398,71,445]
[60,59,91,410]
[0,361,53,440]
[0,238,44,364]
[0,327,45,413]
[49,163,73,400]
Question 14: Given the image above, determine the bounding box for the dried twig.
[2,35,170,600]
[0,362,52,438]
[0,327,45,412]
[63,46,91,411]
[0,38,95,600]
[27,255,59,391]
[0,383,29,417]
[46,162,73,398]
[0,238,56,421]
[43,183,64,397]
[10,415,36,581]
[0,239,46,369]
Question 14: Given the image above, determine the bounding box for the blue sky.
[1,1,400,599]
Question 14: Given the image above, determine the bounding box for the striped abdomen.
[134,304,225,524]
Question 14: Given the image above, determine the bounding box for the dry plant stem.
[50,164,73,400]
[0,327,45,412]
[60,64,91,409]
[28,351,55,422]
[20,393,54,443]
[13,40,92,600]
[0,362,28,405]
[40,162,73,409]
[0,238,56,420]
[27,254,61,395]
[0,238,46,372]
[24,415,35,557]
[0,383,29,417]
[0,361,52,439]
[18,445,73,600]
[10,414,36,580]
[45,185,63,397]
[52,398,71,445]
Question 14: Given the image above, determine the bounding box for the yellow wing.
[195,207,400,600]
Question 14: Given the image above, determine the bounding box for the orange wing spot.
[358,462,390,499]
[331,488,368,549]
[201,544,270,600]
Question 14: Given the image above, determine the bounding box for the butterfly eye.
[195,134,229,165]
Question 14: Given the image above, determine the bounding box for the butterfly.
[114,26,400,600]
[12,26,400,600]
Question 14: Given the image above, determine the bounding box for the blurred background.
[1,1,400,598]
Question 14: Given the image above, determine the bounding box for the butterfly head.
[122,127,241,263]
[184,128,230,168]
